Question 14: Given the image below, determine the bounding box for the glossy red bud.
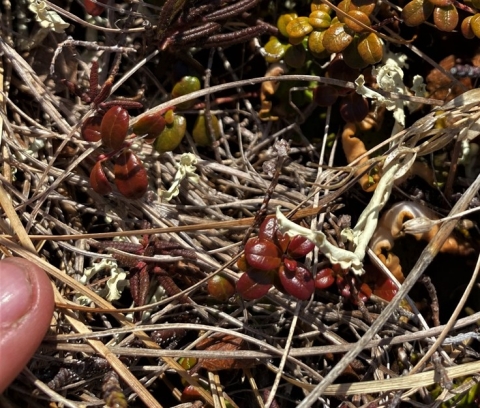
[283,257,298,272]
[132,111,166,143]
[114,150,148,199]
[244,237,282,271]
[90,161,112,195]
[314,268,335,289]
[287,236,315,258]
[258,217,291,252]
[81,115,102,142]
[207,275,236,302]
[258,217,278,241]
[101,106,129,150]
[278,263,315,300]
[236,272,272,300]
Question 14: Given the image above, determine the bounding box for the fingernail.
[0,260,33,328]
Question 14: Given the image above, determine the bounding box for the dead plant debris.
[2,1,480,407]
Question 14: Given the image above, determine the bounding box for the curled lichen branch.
[277,151,412,275]
[356,50,426,136]
[341,157,403,266]
[161,153,199,201]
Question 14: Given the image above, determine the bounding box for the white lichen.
[355,50,426,135]
[28,1,70,33]
[161,153,199,201]
[276,207,364,273]
[79,258,128,302]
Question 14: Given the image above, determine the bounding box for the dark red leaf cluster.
[64,58,173,200]
[236,217,398,303]
[315,263,398,303]
[84,104,174,199]
[236,217,315,300]
[85,106,149,199]
[314,265,372,304]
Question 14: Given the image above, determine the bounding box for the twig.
[50,37,136,75]
[418,275,440,327]
[242,140,289,246]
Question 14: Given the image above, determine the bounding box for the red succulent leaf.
[258,217,292,251]
[244,237,282,270]
[363,264,398,302]
[101,106,129,150]
[90,161,112,195]
[278,263,315,300]
[207,275,236,302]
[132,111,166,143]
[258,217,278,242]
[373,277,398,302]
[81,115,102,142]
[287,235,315,258]
[84,0,108,16]
[283,256,298,272]
[114,150,148,199]
[314,267,335,289]
[236,272,272,300]
[196,334,256,371]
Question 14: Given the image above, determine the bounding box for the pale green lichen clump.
[28,0,70,33]
[161,153,199,201]
[78,258,128,303]
[355,50,426,135]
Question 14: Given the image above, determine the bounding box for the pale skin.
[0,258,54,392]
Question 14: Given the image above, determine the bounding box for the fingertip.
[0,258,54,392]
